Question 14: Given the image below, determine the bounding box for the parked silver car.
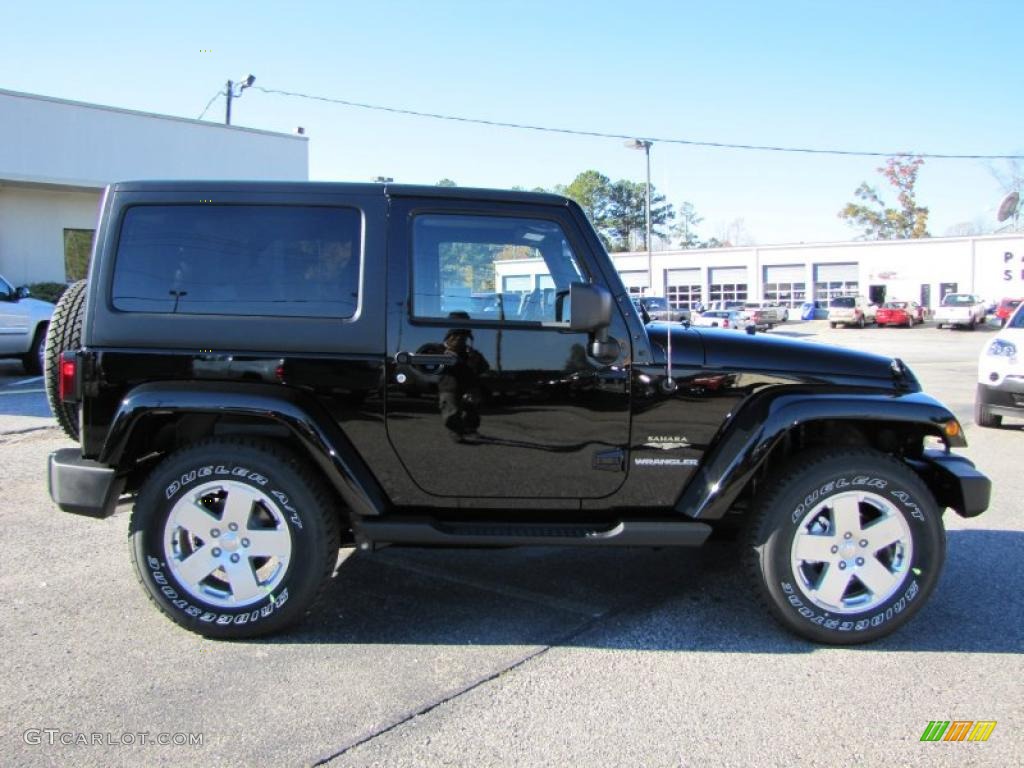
[0,275,55,373]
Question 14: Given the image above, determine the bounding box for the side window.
[112,205,361,318]
[412,214,584,323]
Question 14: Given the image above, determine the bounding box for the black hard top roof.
[110,180,571,207]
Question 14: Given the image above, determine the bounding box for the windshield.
[643,298,668,310]
[942,293,974,306]
[830,297,855,308]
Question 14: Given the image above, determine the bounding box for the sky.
[3,0,1023,246]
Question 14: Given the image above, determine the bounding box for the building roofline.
[613,231,1024,259]
[0,87,308,142]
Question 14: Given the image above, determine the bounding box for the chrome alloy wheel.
[162,480,292,608]
[789,491,913,614]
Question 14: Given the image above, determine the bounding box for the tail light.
[723,319,731,328]
[58,352,78,402]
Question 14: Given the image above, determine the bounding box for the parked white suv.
[0,275,54,373]
[828,295,877,328]
[975,303,1024,426]
[934,293,987,330]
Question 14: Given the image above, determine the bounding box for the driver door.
[384,199,631,502]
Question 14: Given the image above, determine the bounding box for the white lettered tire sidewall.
[751,451,946,644]
[130,439,337,639]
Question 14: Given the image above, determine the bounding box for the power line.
[197,88,223,120]
[252,85,1024,161]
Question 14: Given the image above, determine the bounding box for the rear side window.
[112,205,361,318]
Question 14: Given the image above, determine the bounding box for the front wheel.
[130,438,341,638]
[974,388,1002,428]
[746,448,945,644]
[22,324,46,374]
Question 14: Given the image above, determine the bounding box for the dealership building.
[497,233,1024,310]
[0,88,308,287]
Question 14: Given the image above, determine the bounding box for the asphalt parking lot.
[1,320,1021,767]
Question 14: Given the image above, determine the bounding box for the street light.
[225,74,256,125]
[625,139,653,295]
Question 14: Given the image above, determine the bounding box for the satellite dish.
[997,191,1020,222]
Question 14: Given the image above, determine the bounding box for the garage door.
[814,263,858,283]
[764,264,805,283]
[710,266,747,284]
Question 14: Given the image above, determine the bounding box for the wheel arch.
[676,389,969,521]
[101,381,388,520]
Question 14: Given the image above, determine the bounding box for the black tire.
[130,438,341,639]
[21,323,47,374]
[857,314,866,329]
[44,280,88,441]
[974,389,1002,428]
[745,448,945,644]
[829,322,836,329]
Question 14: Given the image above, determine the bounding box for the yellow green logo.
[920,721,996,742]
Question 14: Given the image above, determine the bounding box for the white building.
[0,88,309,286]
[496,234,1024,310]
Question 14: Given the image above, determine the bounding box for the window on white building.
[64,228,95,282]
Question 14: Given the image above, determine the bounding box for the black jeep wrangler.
[46,181,990,643]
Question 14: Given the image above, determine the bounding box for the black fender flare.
[675,389,965,520]
[100,381,387,518]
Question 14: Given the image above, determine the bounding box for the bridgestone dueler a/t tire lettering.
[745,448,945,644]
[44,280,87,441]
[129,438,340,639]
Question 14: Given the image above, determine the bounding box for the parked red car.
[996,298,1023,327]
[876,300,926,327]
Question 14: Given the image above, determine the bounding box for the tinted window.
[830,297,855,308]
[112,205,361,318]
[412,214,583,323]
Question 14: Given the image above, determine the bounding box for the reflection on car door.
[384,200,632,501]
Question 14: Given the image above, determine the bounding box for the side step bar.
[357,517,712,548]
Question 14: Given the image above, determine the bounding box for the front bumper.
[48,448,124,518]
[912,449,991,518]
[976,378,1024,419]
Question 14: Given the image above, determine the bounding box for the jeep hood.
[646,325,917,389]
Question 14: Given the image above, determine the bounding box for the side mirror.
[569,282,612,334]
[569,282,618,360]
[16,285,31,299]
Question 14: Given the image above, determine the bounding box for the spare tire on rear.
[44,280,87,441]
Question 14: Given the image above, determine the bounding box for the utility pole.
[626,139,654,295]
[224,75,255,126]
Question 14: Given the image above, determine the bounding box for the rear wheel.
[746,448,945,644]
[857,314,866,329]
[130,438,341,638]
[44,280,87,440]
